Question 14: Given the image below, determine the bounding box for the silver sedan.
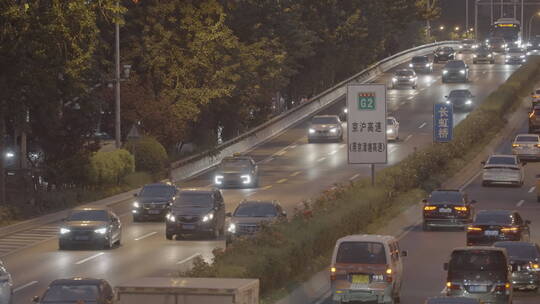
[308,115,343,143]
[512,134,540,160]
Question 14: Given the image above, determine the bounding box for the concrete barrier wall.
[170,41,459,182]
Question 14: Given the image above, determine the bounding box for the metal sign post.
[434,103,454,143]
[347,84,387,186]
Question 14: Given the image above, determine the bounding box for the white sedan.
[482,154,524,187]
[511,134,540,160]
[386,117,399,141]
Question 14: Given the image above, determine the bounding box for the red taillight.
[494,282,511,293]
[446,282,461,290]
[330,267,336,281]
[501,227,519,233]
[424,205,437,211]
[467,226,482,232]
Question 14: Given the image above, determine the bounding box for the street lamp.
[455,26,460,31]
[528,11,540,42]
[439,25,445,31]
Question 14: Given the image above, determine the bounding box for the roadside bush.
[124,136,168,174]
[86,149,135,186]
[183,57,540,296]
[121,171,154,188]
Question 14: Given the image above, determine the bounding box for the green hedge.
[183,56,540,296]
[86,149,135,185]
[124,136,168,173]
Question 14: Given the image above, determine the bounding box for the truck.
[114,277,259,304]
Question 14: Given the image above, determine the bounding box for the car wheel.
[105,236,113,249]
[132,216,140,223]
[58,240,68,250]
[422,222,431,231]
[115,234,122,246]
[412,85,417,89]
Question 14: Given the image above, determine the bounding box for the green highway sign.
[357,92,376,110]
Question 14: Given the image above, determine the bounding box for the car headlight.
[503,44,508,48]
[343,108,348,114]
[227,223,236,233]
[214,175,224,185]
[166,213,176,222]
[459,69,465,74]
[392,77,397,82]
[443,70,448,75]
[241,174,252,184]
[488,54,492,57]
[60,228,71,234]
[459,46,463,49]
[202,212,214,222]
[473,54,477,58]
[425,63,430,67]
[445,100,451,104]
[386,129,393,134]
[309,128,315,134]
[4,152,14,159]
[94,227,107,235]
[330,128,337,133]
[133,201,140,208]
[409,63,413,68]
[473,45,478,49]
[466,100,472,105]
[520,55,525,58]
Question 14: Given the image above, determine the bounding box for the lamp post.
[529,11,540,42]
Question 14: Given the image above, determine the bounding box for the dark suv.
[33,278,114,304]
[409,55,433,73]
[442,60,469,83]
[165,188,226,240]
[494,241,540,291]
[422,189,476,231]
[132,183,178,222]
[444,247,512,304]
[434,47,456,63]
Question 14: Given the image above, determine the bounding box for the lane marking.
[418,122,427,129]
[275,150,286,156]
[289,144,297,149]
[177,253,202,265]
[245,191,257,197]
[134,231,157,241]
[407,96,414,100]
[75,252,104,265]
[290,171,302,177]
[277,178,288,184]
[14,281,38,293]
[262,157,274,164]
[388,147,398,154]
[317,157,327,162]
[350,174,360,181]
[339,144,346,148]
[529,186,536,193]
[261,185,272,190]
[314,290,332,304]
[328,150,338,155]
[459,171,483,191]
[517,200,525,207]
[404,134,413,142]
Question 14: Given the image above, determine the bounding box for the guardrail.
[170,41,459,182]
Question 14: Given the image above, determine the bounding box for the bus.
[490,18,521,46]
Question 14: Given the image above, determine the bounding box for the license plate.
[148,210,161,215]
[75,236,89,241]
[484,230,499,236]
[351,274,369,284]
[439,208,452,213]
[469,285,487,292]
[182,224,195,230]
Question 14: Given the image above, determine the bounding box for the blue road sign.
[433,103,453,143]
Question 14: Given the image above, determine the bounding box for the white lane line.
[407,96,414,100]
[14,281,38,293]
[134,231,157,241]
[276,178,288,184]
[339,144,346,148]
[529,186,536,193]
[328,150,338,155]
[289,144,297,149]
[418,122,427,129]
[459,171,483,191]
[350,174,360,181]
[177,253,202,265]
[290,171,302,177]
[388,147,398,154]
[517,200,525,207]
[404,134,413,142]
[262,157,274,164]
[275,150,286,156]
[261,185,272,190]
[317,157,327,162]
[245,191,257,197]
[75,252,104,265]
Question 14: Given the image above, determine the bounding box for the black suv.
[33,278,114,304]
[466,210,530,246]
[214,155,259,188]
[494,241,540,291]
[422,189,476,231]
[442,60,469,83]
[132,183,178,222]
[165,188,226,240]
[434,47,456,63]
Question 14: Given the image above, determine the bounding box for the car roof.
[387,116,396,120]
[313,115,339,118]
[240,200,278,206]
[396,69,414,73]
[412,55,428,58]
[446,60,465,64]
[143,183,175,188]
[178,187,217,194]
[476,209,513,216]
[494,241,535,248]
[50,278,104,286]
[72,206,109,212]
[426,297,480,304]
[488,154,516,159]
[452,246,507,253]
[222,156,253,161]
[514,133,539,138]
[336,234,395,244]
[432,189,461,193]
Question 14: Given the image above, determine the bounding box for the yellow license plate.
[351,274,369,284]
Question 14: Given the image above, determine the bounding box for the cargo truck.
[115,277,259,304]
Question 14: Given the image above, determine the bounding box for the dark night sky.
[437,0,540,39]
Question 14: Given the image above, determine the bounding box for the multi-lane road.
[3,52,525,303]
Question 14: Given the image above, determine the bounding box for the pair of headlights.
[309,128,337,134]
[60,227,107,235]
[215,174,252,185]
[166,212,214,223]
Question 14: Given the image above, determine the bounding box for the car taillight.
[330,267,336,281]
[494,282,511,294]
[512,144,519,147]
[501,227,519,233]
[467,226,482,232]
[446,282,461,290]
[536,144,540,148]
[454,206,467,212]
[424,205,437,211]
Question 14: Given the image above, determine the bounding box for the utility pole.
[114,1,121,149]
[0,112,5,205]
[491,0,494,24]
[475,0,479,39]
[501,0,504,18]
[466,0,470,36]
[521,0,524,41]
[426,0,431,40]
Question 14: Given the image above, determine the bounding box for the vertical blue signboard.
[433,103,453,143]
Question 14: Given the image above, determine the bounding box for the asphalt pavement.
[3,52,524,303]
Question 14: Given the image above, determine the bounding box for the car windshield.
[437,47,452,52]
[177,193,213,208]
[449,250,507,272]
[508,47,523,53]
[221,159,251,169]
[475,212,512,224]
[445,61,465,68]
[462,40,475,44]
[515,135,538,142]
[428,192,463,204]
[495,244,538,260]
[233,203,278,217]
[387,119,394,125]
[336,241,387,264]
[68,210,108,222]
[312,117,338,124]
[449,90,469,98]
[535,89,540,95]
[42,284,99,302]
[140,185,175,198]
[487,156,516,165]
[477,47,490,53]
[396,70,414,76]
[412,56,428,63]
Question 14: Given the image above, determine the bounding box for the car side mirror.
[421,199,428,203]
[526,220,532,225]
[400,250,408,257]
[32,296,40,303]
[443,262,449,271]
[226,212,232,217]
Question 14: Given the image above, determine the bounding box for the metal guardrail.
[170,41,459,182]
